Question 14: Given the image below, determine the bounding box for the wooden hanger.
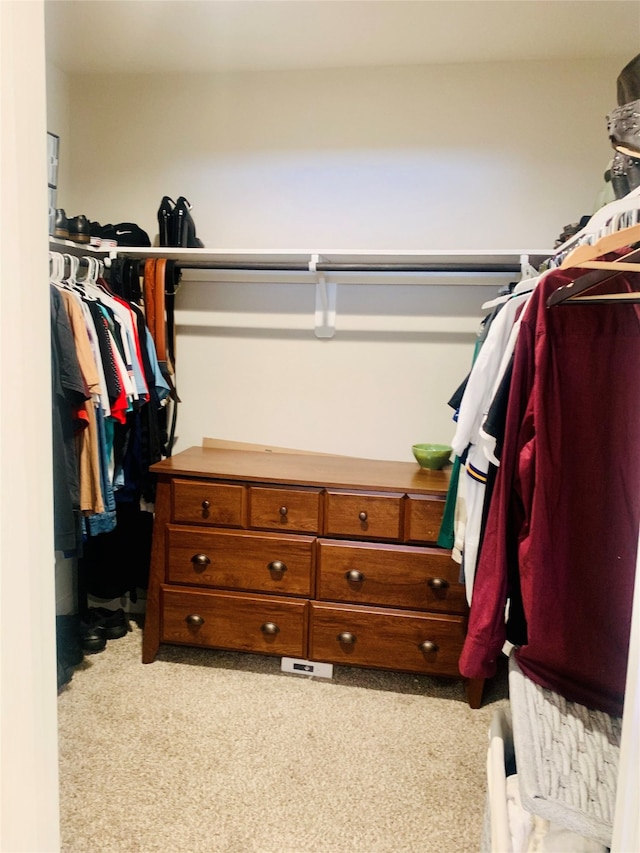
[547,245,640,306]
[554,185,640,259]
[560,222,640,269]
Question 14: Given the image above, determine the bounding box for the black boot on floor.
[56,614,85,689]
[88,606,130,640]
[80,619,107,654]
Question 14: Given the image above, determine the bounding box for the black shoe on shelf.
[174,196,204,248]
[88,606,129,640]
[68,214,90,244]
[54,209,69,240]
[157,196,176,247]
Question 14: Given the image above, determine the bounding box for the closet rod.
[176,261,524,274]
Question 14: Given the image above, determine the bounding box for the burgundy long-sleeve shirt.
[459,266,640,717]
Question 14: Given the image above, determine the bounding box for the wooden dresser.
[142,446,484,707]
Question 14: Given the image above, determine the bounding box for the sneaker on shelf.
[98,225,118,249]
[89,223,118,249]
[89,220,104,248]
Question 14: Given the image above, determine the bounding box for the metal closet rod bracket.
[310,253,337,339]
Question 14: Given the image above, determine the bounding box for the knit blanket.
[508,655,621,847]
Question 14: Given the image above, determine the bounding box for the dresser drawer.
[317,539,466,614]
[324,490,403,541]
[172,479,245,527]
[309,602,465,677]
[404,495,446,544]
[161,586,308,657]
[166,525,314,596]
[248,486,321,533]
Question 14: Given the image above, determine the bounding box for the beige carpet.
[57,621,508,853]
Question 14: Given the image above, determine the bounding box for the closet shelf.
[49,237,109,256]
[50,240,552,278]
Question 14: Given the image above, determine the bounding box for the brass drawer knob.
[345,570,364,583]
[186,614,204,628]
[279,506,288,517]
[201,500,210,511]
[358,511,368,522]
[337,631,356,645]
[419,640,439,654]
[268,560,287,574]
[427,577,449,591]
[261,622,280,635]
[191,553,211,568]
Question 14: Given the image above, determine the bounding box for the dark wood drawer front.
[317,540,466,614]
[249,486,321,533]
[309,602,465,677]
[324,491,403,540]
[161,586,308,657]
[404,495,446,544]
[172,479,245,527]
[166,525,314,596]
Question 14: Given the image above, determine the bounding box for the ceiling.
[45,0,640,75]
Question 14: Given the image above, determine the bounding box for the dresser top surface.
[152,446,451,496]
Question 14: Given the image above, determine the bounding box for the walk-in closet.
[2,2,640,851]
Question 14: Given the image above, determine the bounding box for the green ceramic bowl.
[412,443,452,470]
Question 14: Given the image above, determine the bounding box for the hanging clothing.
[50,285,90,554]
[50,257,168,596]
[459,266,640,717]
[437,305,504,555]
[57,288,105,515]
[74,274,168,598]
[450,290,534,602]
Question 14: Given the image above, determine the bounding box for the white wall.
[64,59,620,249]
[46,59,72,207]
[169,277,490,458]
[52,56,624,460]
